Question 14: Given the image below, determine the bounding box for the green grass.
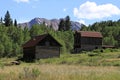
[0,49,120,80]
[0,49,120,67]
[0,64,120,80]
[36,49,120,66]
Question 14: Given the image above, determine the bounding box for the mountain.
[18,17,82,30]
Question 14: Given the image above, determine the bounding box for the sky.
[0,0,120,25]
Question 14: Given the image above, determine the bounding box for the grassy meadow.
[1,64,120,80]
[0,49,120,80]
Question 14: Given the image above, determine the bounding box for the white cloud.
[63,8,67,12]
[14,0,30,3]
[73,1,120,20]
[78,20,85,25]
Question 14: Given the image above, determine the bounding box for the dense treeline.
[0,11,73,58]
[1,10,120,58]
[80,20,120,47]
[0,24,74,57]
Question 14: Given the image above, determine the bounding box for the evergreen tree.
[59,16,71,31]
[58,19,65,31]
[65,16,71,31]
[14,19,17,27]
[4,11,12,27]
[0,17,3,23]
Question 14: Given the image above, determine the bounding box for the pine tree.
[4,11,12,27]
[65,16,71,31]
[58,16,71,31]
[14,19,17,27]
[0,17,3,23]
[58,19,65,31]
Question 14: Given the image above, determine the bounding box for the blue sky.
[0,0,120,25]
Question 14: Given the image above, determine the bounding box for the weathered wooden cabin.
[23,34,62,60]
[74,31,103,52]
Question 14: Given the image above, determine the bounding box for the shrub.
[0,63,4,69]
[32,68,41,78]
[19,67,40,79]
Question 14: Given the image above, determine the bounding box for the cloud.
[73,1,120,20]
[14,0,30,3]
[63,8,67,12]
[78,20,85,25]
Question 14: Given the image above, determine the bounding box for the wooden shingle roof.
[76,31,103,38]
[23,34,47,48]
[23,34,61,48]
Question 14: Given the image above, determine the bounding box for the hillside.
[18,17,82,30]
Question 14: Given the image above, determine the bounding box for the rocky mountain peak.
[18,17,82,30]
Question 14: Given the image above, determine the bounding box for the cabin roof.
[23,34,61,48]
[76,31,103,38]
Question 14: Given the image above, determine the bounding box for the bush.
[0,63,4,69]
[19,67,40,79]
[32,68,41,77]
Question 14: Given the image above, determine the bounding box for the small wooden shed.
[23,34,62,60]
[74,31,103,52]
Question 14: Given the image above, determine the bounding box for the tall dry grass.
[0,64,120,80]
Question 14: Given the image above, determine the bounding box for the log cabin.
[23,34,62,61]
[74,31,103,52]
